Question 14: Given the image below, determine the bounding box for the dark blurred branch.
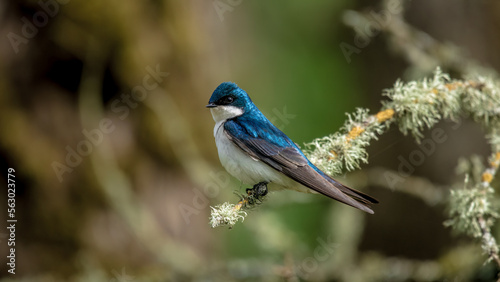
[351,167,446,206]
[343,0,498,78]
[478,216,500,271]
[143,91,214,186]
[78,48,203,276]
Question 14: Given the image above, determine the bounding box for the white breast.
[210,106,315,194]
[213,120,286,186]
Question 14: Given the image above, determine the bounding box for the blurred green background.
[0,0,499,281]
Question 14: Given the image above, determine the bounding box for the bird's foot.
[246,181,268,197]
[244,181,268,206]
[234,182,268,210]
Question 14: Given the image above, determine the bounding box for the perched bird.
[206,82,378,213]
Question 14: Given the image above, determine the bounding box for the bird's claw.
[246,181,268,197]
[235,182,268,209]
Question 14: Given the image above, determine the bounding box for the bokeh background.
[0,0,500,281]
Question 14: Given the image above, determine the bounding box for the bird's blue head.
[206,82,255,122]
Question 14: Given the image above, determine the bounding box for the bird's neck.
[210,105,245,124]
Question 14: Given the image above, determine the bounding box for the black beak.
[206,103,217,108]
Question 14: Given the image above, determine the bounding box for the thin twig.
[477,216,500,269]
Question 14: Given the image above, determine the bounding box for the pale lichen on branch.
[210,68,500,253]
[445,153,500,267]
[304,68,500,176]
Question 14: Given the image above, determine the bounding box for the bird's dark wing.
[224,118,376,214]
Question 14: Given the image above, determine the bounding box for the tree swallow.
[206,82,378,213]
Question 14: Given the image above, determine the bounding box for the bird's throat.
[210,105,244,123]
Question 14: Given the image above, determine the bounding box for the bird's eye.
[221,96,234,105]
